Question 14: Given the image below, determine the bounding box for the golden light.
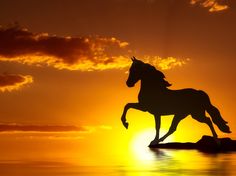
[129,128,173,163]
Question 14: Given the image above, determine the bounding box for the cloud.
[99,125,113,130]
[82,125,113,133]
[0,73,33,92]
[0,123,112,133]
[0,123,113,140]
[190,0,229,12]
[143,56,189,70]
[0,25,187,71]
[0,25,129,71]
[0,123,87,132]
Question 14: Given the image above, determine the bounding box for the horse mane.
[144,63,172,88]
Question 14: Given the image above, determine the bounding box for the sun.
[129,128,173,162]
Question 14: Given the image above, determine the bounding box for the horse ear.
[131,56,135,62]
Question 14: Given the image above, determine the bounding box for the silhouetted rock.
[149,135,236,153]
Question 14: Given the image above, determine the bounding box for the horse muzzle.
[126,81,135,87]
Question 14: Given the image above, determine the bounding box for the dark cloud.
[0,123,87,132]
[0,25,129,71]
[0,73,33,92]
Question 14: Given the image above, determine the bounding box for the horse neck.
[140,76,167,93]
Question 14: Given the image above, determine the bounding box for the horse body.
[121,57,231,146]
[138,68,210,116]
[138,81,202,115]
[141,90,212,115]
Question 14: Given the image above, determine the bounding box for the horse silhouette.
[121,57,231,146]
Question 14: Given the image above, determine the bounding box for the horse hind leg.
[157,114,186,143]
[191,113,218,139]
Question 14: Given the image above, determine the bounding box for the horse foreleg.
[158,114,186,143]
[149,115,161,146]
[121,103,145,129]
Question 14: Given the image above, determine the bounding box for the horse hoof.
[149,144,157,148]
[148,140,159,147]
[123,122,129,129]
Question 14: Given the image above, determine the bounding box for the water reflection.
[1,134,236,176]
[123,147,236,176]
[1,149,236,176]
[111,134,236,176]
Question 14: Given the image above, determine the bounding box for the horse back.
[146,88,205,115]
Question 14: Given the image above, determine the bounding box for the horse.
[121,57,231,146]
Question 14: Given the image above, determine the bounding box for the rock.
[149,135,236,153]
[196,135,236,152]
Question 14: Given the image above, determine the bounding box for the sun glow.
[130,128,173,162]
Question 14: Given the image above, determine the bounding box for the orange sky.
[0,0,236,149]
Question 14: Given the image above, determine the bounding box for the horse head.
[126,57,144,87]
[126,56,171,88]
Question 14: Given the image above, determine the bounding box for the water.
[1,131,236,176]
[1,147,236,175]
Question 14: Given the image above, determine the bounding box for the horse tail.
[199,90,231,133]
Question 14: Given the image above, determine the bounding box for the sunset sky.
[0,0,236,164]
